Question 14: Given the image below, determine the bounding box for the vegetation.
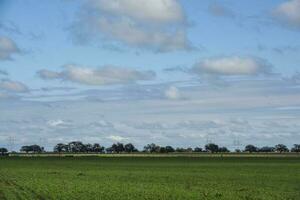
[0,157,299,200]
[1,142,297,154]
[0,148,8,156]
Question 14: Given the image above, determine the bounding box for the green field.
[0,156,300,200]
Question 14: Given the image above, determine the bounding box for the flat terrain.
[0,156,300,200]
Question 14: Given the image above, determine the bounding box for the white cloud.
[0,79,28,93]
[165,86,181,100]
[37,64,155,85]
[71,0,191,51]
[0,36,20,60]
[106,135,128,142]
[47,119,69,127]
[192,56,272,76]
[273,0,300,29]
[90,0,184,24]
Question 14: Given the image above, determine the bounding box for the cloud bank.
[191,56,272,76]
[71,0,191,52]
[0,36,20,60]
[0,79,28,93]
[273,0,300,29]
[37,64,156,85]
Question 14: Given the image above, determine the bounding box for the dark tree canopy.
[218,147,230,153]
[92,143,105,153]
[20,145,44,153]
[16,141,296,154]
[108,143,125,153]
[291,144,300,153]
[194,147,203,152]
[165,146,175,153]
[244,145,258,153]
[259,146,275,152]
[54,143,68,153]
[275,144,289,153]
[0,147,8,155]
[124,143,137,153]
[144,143,160,153]
[205,143,219,153]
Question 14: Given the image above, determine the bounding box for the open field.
[0,156,300,200]
[7,152,300,157]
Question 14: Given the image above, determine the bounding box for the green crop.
[0,156,300,200]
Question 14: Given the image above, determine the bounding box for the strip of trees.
[0,142,299,155]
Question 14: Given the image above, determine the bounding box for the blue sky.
[0,0,300,150]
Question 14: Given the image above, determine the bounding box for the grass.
[0,156,300,200]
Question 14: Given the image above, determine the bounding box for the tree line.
[1,142,300,155]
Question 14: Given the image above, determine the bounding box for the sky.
[0,0,300,151]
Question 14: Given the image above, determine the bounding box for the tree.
[0,148,8,156]
[159,147,167,153]
[244,145,258,153]
[218,147,230,153]
[68,141,87,153]
[85,143,94,152]
[175,147,193,153]
[259,146,275,153]
[54,143,68,153]
[235,149,241,153]
[165,146,175,153]
[275,144,289,153]
[20,145,44,153]
[124,143,137,153]
[205,143,219,153]
[175,148,185,152]
[193,147,203,152]
[144,143,160,153]
[291,144,300,153]
[20,146,30,153]
[110,143,125,153]
[31,145,44,153]
[93,143,105,153]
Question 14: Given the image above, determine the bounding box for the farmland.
[0,156,300,200]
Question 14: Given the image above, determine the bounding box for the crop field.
[0,156,300,200]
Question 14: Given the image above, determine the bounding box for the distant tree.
[205,143,219,153]
[20,145,44,153]
[0,148,8,155]
[124,143,137,153]
[20,146,30,153]
[186,147,193,152]
[110,143,125,153]
[193,147,203,152]
[235,149,241,153]
[159,147,167,153]
[85,144,94,153]
[175,147,193,153]
[244,145,258,153]
[105,147,113,153]
[165,146,175,153]
[144,143,160,153]
[68,141,86,153]
[218,147,230,153]
[175,148,184,152]
[259,146,275,153]
[54,143,68,153]
[92,143,105,153]
[275,144,289,153]
[291,144,300,153]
